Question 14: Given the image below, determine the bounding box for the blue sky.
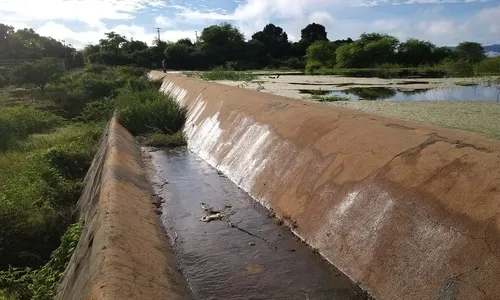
[0,0,498,48]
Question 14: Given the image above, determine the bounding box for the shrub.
[441,59,475,77]
[76,98,115,123]
[0,123,102,268]
[0,107,64,151]
[476,57,500,76]
[115,89,185,135]
[0,222,83,300]
[305,60,323,74]
[0,74,5,89]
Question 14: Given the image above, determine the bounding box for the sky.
[0,0,499,49]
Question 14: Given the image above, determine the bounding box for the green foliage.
[398,39,435,66]
[137,131,187,148]
[0,222,83,300]
[12,58,64,91]
[198,23,246,68]
[306,40,337,69]
[0,106,64,151]
[305,61,323,74]
[201,67,256,81]
[476,57,500,75]
[115,88,185,136]
[0,123,102,268]
[441,59,475,77]
[455,42,486,63]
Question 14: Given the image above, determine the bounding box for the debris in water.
[201,202,219,214]
[201,213,224,222]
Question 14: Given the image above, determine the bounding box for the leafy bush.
[476,57,500,76]
[0,123,102,268]
[0,222,83,300]
[115,88,185,135]
[441,59,475,77]
[76,98,115,123]
[305,60,322,74]
[0,107,64,151]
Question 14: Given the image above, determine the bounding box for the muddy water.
[146,147,367,300]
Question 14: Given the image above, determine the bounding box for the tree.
[306,40,337,68]
[455,42,485,63]
[164,39,196,70]
[359,33,399,66]
[398,39,435,66]
[335,43,365,68]
[432,46,453,64]
[250,24,291,59]
[301,23,328,44]
[197,23,245,67]
[12,57,63,91]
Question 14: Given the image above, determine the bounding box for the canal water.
[144,147,369,300]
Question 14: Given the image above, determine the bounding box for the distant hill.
[484,44,500,57]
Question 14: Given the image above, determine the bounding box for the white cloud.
[0,0,166,27]
[35,21,196,49]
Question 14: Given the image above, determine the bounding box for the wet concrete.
[145,147,368,300]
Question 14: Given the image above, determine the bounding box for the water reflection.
[327,85,500,101]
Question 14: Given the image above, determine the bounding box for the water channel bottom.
[145,147,367,300]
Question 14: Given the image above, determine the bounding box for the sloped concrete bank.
[56,119,188,300]
[150,71,500,300]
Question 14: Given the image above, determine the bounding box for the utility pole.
[156,28,161,42]
[195,31,198,43]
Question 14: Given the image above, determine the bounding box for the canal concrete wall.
[56,119,188,300]
[151,71,500,300]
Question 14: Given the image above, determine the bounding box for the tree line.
[0,22,492,73]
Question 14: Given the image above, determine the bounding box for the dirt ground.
[212,75,500,140]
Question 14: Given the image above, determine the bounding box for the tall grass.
[115,88,185,136]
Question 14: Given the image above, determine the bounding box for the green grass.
[136,131,186,148]
[200,67,256,81]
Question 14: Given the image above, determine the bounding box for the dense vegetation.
[3,22,498,77]
[0,52,185,298]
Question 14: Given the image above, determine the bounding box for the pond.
[323,85,500,101]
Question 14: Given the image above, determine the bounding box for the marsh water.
[300,84,500,101]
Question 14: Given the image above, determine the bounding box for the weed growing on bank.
[115,83,186,141]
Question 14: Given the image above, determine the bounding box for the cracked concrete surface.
[151,71,500,300]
